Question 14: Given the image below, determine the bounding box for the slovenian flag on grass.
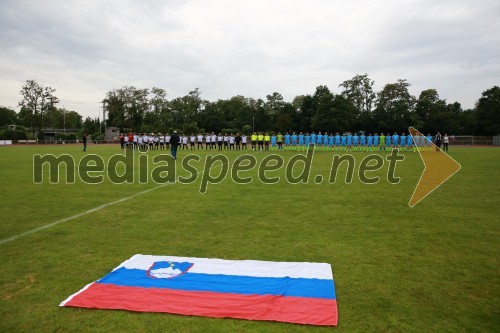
[60,254,338,326]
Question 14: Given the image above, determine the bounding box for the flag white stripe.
[116,254,333,280]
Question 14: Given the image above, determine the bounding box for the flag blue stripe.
[98,267,336,299]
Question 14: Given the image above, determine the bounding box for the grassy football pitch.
[0,144,499,332]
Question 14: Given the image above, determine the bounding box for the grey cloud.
[1,0,499,116]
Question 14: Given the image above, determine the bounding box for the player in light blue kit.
[305,133,311,149]
[341,134,347,151]
[271,134,277,150]
[392,132,399,150]
[283,132,290,150]
[298,132,305,151]
[352,133,359,152]
[328,132,334,151]
[291,132,298,150]
[385,135,391,151]
[335,132,341,151]
[360,133,366,152]
[426,134,433,152]
[406,133,414,152]
[346,133,353,152]
[373,133,379,152]
[310,132,317,149]
[316,132,323,151]
[399,132,406,152]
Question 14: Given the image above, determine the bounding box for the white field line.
[0,150,261,246]
[0,185,163,246]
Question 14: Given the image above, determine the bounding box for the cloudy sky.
[1,0,499,118]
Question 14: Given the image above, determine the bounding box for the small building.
[105,127,121,141]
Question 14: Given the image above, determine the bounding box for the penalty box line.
[0,186,162,246]
[0,150,261,246]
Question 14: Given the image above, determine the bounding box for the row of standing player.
[250,132,433,152]
[118,131,450,152]
[119,132,249,150]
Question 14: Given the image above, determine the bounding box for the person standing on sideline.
[197,133,204,150]
[257,132,264,151]
[379,133,386,152]
[251,132,258,151]
[82,133,88,151]
[277,132,283,150]
[235,133,242,150]
[443,133,449,152]
[170,131,180,159]
[241,134,247,150]
[264,132,271,151]
[435,132,442,152]
[205,133,211,150]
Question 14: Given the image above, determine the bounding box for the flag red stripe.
[64,282,337,326]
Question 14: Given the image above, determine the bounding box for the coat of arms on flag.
[60,255,338,326]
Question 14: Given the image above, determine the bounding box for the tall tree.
[331,95,357,132]
[105,86,149,131]
[198,101,225,133]
[311,89,335,131]
[170,88,204,128]
[145,87,171,132]
[415,89,441,125]
[18,80,58,137]
[374,79,416,132]
[265,92,285,115]
[53,108,83,129]
[339,73,376,113]
[297,95,314,132]
[83,117,101,134]
[475,86,500,135]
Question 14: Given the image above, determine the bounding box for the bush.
[221,128,239,135]
[0,129,27,140]
[66,133,76,140]
[55,133,77,141]
[241,125,252,134]
[140,125,154,134]
[183,122,199,135]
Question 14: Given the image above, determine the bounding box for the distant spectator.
[82,133,88,152]
[435,132,442,152]
[443,133,449,152]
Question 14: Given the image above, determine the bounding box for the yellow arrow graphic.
[408,127,461,207]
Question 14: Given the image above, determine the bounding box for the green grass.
[1,144,499,332]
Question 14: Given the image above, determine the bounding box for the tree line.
[1,76,499,138]
[102,74,500,136]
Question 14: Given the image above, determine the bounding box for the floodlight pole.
[101,100,107,134]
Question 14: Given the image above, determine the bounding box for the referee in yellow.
[251,132,258,151]
[264,132,271,151]
[257,132,264,151]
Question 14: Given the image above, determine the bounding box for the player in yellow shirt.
[251,132,258,151]
[264,132,271,151]
[257,132,264,150]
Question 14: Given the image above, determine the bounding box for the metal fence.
[450,136,494,145]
